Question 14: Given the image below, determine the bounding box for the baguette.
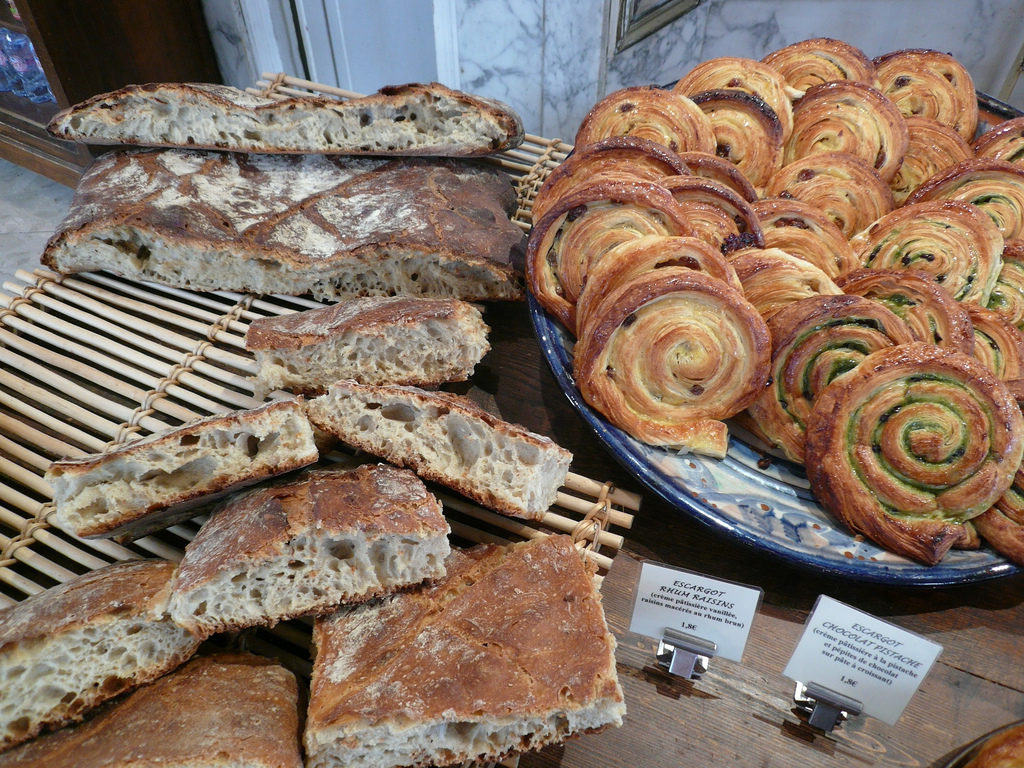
[47,81,524,156]
[305,381,572,520]
[245,297,490,397]
[0,652,302,768]
[41,149,525,302]
[168,464,451,637]
[45,399,319,540]
[0,560,202,751]
[304,535,625,768]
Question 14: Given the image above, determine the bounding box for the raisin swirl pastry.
[659,174,764,253]
[526,178,694,335]
[973,116,1024,165]
[784,81,909,184]
[804,342,1024,565]
[531,136,690,223]
[673,56,799,142]
[574,85,716,155]
[890,116,974,205]
[765,151,895,237]
[575,234,741,333]
[752,197,859,277]
[677,151,759,202]
[746,294,916,464]
[574,268,770,458]
[762,37,879,92]
[967,304,1024,381]
[873,48,978,141]
[848,200,1004,305]
[689,89,784,192]
[906,158,1024,242]
[729,247,842,321]
[836,268,975,354]
[988,239,1024,330]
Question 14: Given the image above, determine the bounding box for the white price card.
[629,561,762,662]
[783,595,942,725]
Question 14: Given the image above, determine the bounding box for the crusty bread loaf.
[41,149,525,302]
[305,381,572,520]
[245,297,491,397]
[304,535,625,768]
[0,560,202,752]
[167,464,451,637]
[0,651,302,768]
[45,399,318,540]
[47,81,524,157]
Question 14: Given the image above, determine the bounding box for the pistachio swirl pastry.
[906,158,1024,242]
[988,239,1024,330]
[974,453,1024,566]
[836,268,975,354]
[575,234,741,333]
[526,178,694,335]
[973,116,1024,165]
[873,48,978,141]
[660,174,764,253]
[752,197,859,277]
[674,57,798,143]
[848,200,1004,305]
[784,81,909,184]
[574,85,716,155]
[532,136,690,223]
[574,268,770,458]
[747,294,915,464]
[890,116,974,205]
[804,342,1024,565]
[729,247,843,320]
[689,89,784,191]
[677,151,759,202]
[765,151,895,237]
[967,304,1024,381]
[762,37,879,92]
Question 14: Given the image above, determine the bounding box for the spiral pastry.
[677,151,759,202]
[729,247,843,320]
[673,56,799,142]
[848,200,1004,305]
[986,239,1024,331]
[784,81,909,184]
[835,268,975,354]
[762,37,879,92]
[906,158,1024,242]
[746,294,916,463]
[804,342,1024,565]
[973,503,1024,566]
[574,85,717,155]
[752,197,860,277]
[890,116,974,205]
[690,89,784,191]
[765,151,895,237]
[526,178,694,335]
[659,175,764,253]
[967,303,1024,381]
[873,48,979,141]
[973,116,1024,165]
[532,136,690,223]
[575,235,741,334]
[574,268,770,458]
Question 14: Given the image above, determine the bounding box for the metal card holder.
[793,681,863,732]
[656,628,718,679]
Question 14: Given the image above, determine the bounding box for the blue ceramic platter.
[528,293,1021,586]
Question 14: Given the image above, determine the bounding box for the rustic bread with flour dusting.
[41,149,525,302]
[47,81,524,156]
[305,381,572,520]
[245,296,491,397]
[0,560,202,752]
[45,399,319,540]
[168,464,451,638]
